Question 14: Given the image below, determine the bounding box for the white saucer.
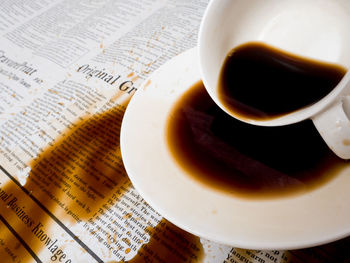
[120,48,350,250]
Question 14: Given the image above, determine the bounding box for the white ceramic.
[121,48,350,250]
[198,0,350,159]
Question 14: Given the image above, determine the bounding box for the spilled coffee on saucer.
[166,81,348,199]
[218,42,347,120]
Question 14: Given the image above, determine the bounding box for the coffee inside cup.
[218,42,347,120]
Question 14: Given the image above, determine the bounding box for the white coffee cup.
[198,0,350,159]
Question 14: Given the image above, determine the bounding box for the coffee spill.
[218,42,347,120]
[124,219,204,263]
[166,81,348,199]
[229,235,350,263]
[286,235,350,263]
[1,103,205,262]
[0,106,130,260]
[28,106,129,221]
[0,223,34,262]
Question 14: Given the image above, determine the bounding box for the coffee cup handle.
[312,98,350,159]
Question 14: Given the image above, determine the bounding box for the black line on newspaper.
[0,165,103,263]
[0,214,43,263]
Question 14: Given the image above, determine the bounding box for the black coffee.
[166,81,347,199]
[218,42,347,120]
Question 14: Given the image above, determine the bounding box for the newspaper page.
[0,0,349,262]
